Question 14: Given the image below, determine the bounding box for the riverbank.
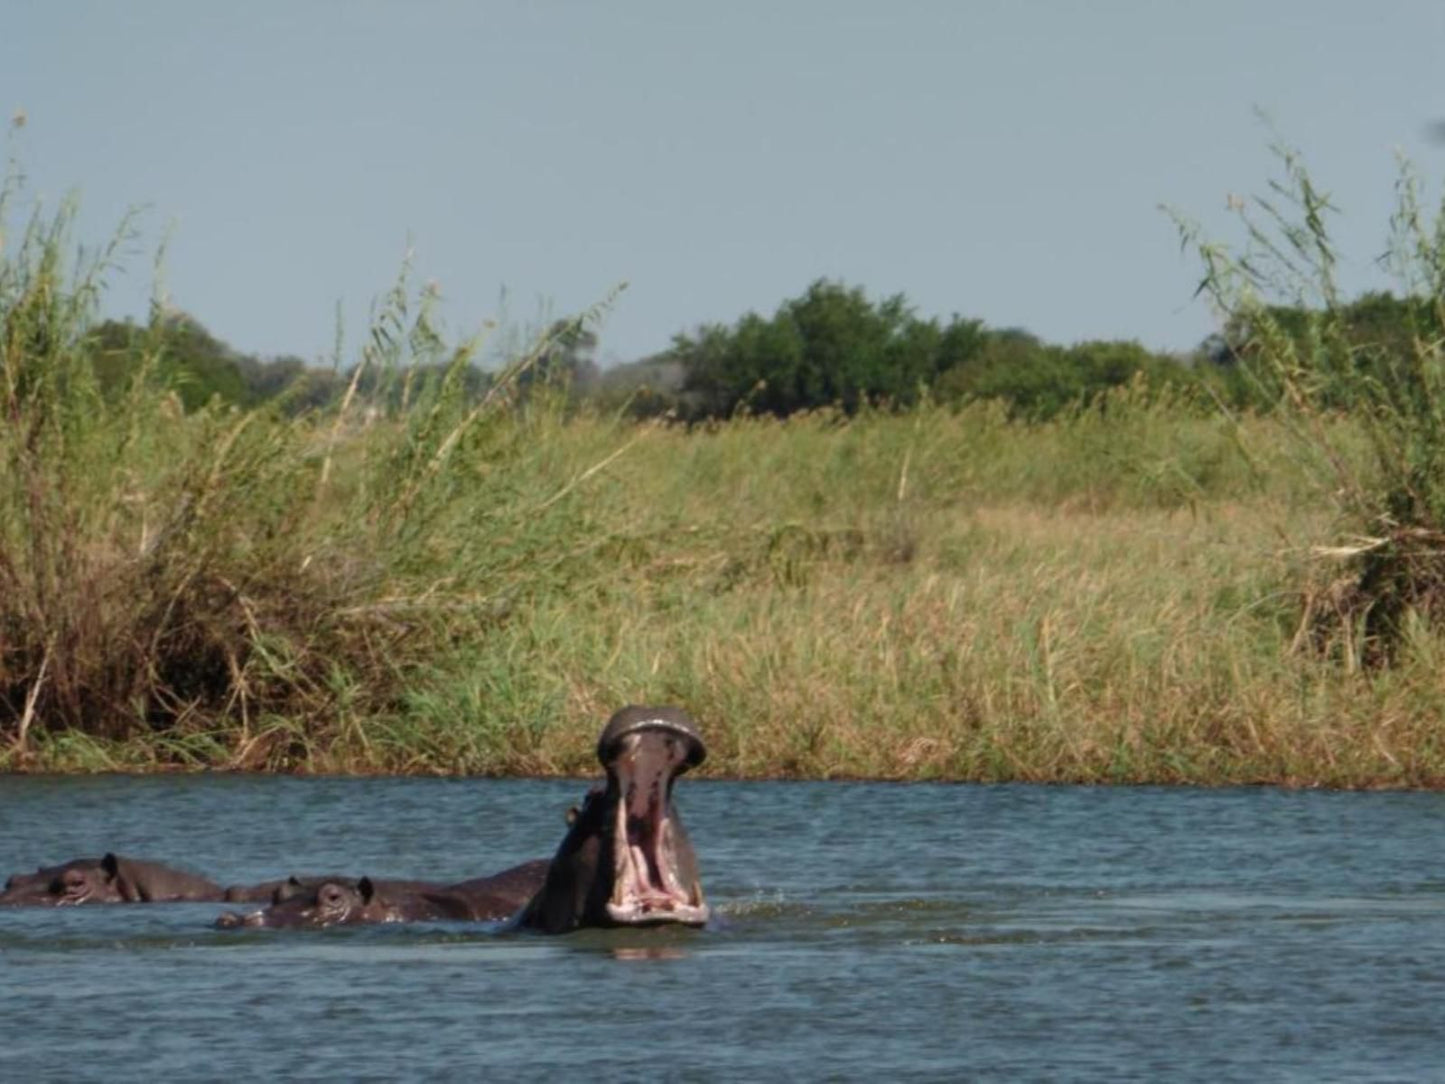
[8,379,1440,787]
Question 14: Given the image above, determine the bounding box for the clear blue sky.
[4,1,1443,367]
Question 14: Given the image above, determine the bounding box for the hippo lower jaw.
[606,798,709,927]
[605,895,709,927]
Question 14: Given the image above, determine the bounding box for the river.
[2,775,1443,1080]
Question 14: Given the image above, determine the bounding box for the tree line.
[83,281,1439,422]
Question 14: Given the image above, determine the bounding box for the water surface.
[2,776,1443,1080]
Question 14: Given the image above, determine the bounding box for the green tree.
[938,331,1184,419]
[675,279,956,418]
[89,314,254,410]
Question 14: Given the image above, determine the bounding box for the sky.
[3,1,1444,368]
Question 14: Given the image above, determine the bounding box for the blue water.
[2,776,1444,1081]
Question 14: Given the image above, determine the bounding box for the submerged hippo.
[516,705,710,934]
[1,857,104,905]
[214,877,464,928]
[214,861,550,929]
[0,854,223,905]
[220,874,357,904]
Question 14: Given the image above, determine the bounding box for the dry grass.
[5,393,1442,785]
[392,482,1443,788]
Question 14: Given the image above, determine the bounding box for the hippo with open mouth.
[516,705,710,934]
[0,854,224,905]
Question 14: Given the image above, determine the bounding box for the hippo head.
[216,877,381,929]
[55,860,119,904]
[214,877,474,929]
[3,854,220,906]
[2,860,84,905]
[0,856,123,906]
[519,705,710,934]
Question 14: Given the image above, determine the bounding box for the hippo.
[0,854,224,905]
[221,875,356,904]
[213,861,549,928]
[446,859,552,921]
[1,857,105,905]
[515,705,709,934]
[214,877,469,928]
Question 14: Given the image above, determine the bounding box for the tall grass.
[1172,139,1445,665]
[4,157,1445,785]
[0,172,620,768]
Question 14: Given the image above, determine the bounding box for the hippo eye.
[320,886,345,905]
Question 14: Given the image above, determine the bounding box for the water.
[2,776,1444,1081]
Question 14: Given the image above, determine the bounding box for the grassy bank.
[6,175,1445,785]
[7,365,1439,785]
[306,405,1445,788]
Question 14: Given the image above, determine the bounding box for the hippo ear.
[358,877,376,904]
[101,853,120,878]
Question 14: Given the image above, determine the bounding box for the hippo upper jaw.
[602,729,709,928]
